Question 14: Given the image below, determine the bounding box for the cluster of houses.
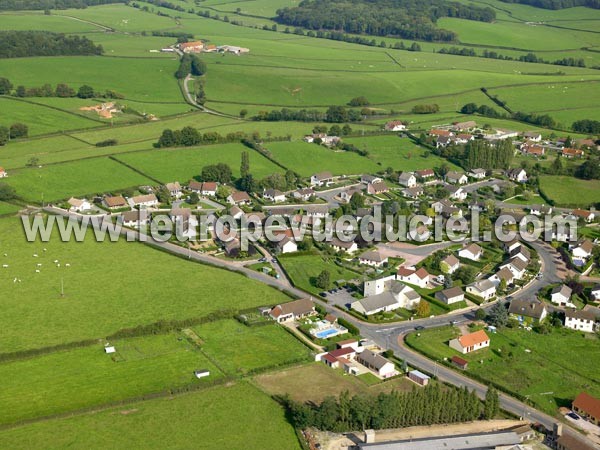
[519,136,595,159]
[0,167,7,178]
[317,340,398,379]
[174,40,249,55]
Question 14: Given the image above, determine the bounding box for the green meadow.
[539,175,600,208]
[0,334,222,425]
[0,217,290,352]
[0,382,301,450]
[0,11,104,32]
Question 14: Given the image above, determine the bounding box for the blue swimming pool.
[315,328,339,339]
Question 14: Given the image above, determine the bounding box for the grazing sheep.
[33,254,38,258]
[35,270,40,273]
[36,263,42,267]
[2,264,8,268]
[65,263,71,267]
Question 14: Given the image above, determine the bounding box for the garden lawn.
[4,157,154,202]
[539,175,600,207]
[0,334,222,426]
[116,143,284,182]
[264,141,380,176]
[406,326,600,415]
[344,136,461,171]
[0,217,290,352]
[193,319,313,375]
[278,253,361,295]
[0,382,301,450]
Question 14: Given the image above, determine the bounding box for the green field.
[265,141,381,176]
[0,217,290,353]
[5,157,154,202]
[0,334,222,425]
[0,382,301,450]
[278,253,361,295]
[194,319,313,375]
[344,135,461,171]
[0,11,105,32]
[117,143,284,182]
[0,201,20,215]
[539,175,600,207]
[406,326,600,415]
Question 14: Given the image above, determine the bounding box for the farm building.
[408,370,430,386]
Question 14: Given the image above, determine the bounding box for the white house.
[396,266,430,289]
[499,257,528,280]
[398,172,417,188]
[351,292,402,316]
[551,284,573,307]
[130,194,159,208]
[384,121,406,132]
[356,349,397,378]
[435,286,465,305]
[446,185,467,201]
[591,285,600,302]
[330,237,358,254]
[468,168,486,179]
[449,330,490,354]
[276,236,298,254]
[572,209,596,223]
[528,204,553,216]
[165,182,182,198]
[572,239,594,262]
[489,267,514,287]
[67,197,92,213]
[310,171,334,186]
[522,131,542,142]
[564,309,596,333]
[466,279,496,301]
[458,243,483,261]
[263,189,286,203]
[269,298,316,323]
[227,191,251,205]
[441,254,460,274]
[293,188,315,201]
[229,205,244,220]
[359,250,388,268]
[121,210,148,228]
[306,204,329,218]
[446,171,468,185]
[506,168,527,183]
[201,182,218,196]
[361,175,382,184]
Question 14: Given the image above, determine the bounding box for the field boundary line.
[0,96,107,125]
[109,155,164,184]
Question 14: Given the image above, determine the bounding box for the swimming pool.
[315,328,339,339]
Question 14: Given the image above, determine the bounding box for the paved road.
[41,207,596,446]
[182,75,240,119]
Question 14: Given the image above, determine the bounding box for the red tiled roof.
[458,330,489,348]
[573,392,600,420]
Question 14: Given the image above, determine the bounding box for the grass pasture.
[194,319,313,375]
[265,141,380,176]
[117,143,284,182]
[0,217,290,353]
[0,334,222,426]
[539,175,600,207]
[5,157,154,202]
[0,11,104,32]
[0,382,301,450]
[0,201,20,215]
[406,326,600,415]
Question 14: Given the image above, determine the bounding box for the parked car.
[415,325,425,330]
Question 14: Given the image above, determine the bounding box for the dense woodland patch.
[0,0,124,10]
[500,0,599,9]
[0,31,102,58]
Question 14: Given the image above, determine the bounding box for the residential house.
[446,171,468,185]
[466,279,496,301]
[130,194,158,208]
[446,185,467,201]
[330,237,358,254]
[408,370,430,386]
[229,205,244,220]
[292,188,315,201]
[339,186,363,203]
[455,133,474,145]
[510,246,531,265]
[508,298,547,324]
[572,239,594,262]
[359,250,388,268]
[310,171,334,187]
[103,195,128,210]
[452,120,476,131]
[449,330,490,354]
[319,347,356,369]
[489,267,514,287]
[468,168,486,179]
[219,45,250,55]
[367,181,389,195]
[396,266,430,289]
[562,147,585,158]
[522,131,542,142]
[188,180,203,194]
[201,182,218,196]
[269,298,316,323]
[429,129,454,138]
[499,257,528,280]
[398,172,417,188]
[384,121,406,132]
[523,145,545,157]
[361,175,382,184]
[263,189,286,203]
[435,286,465,305]
[572,209,595,223]
[178,40,204,53]
[436,135,452,149]
[305,204,329,218]
[564,309,596,333]
[227,191,251,205]
[503,239,521,254]
[121,210,148,228]
[551,284,573,307]
[528,204,553,216]
[356,349,396,378]
[415,169,436,183]
[276,236,298,254]
[355,278,420,314]
[351,291,402,316]
[458,243,483,261]
[506,168,527,183]
[572,392,600,426]
[402,186,424,199]
[165,182,182,198]
[67,197,91,213]
[431,199,462,217]
[441,254,460,274]
[0,167,7,178]
[591,285,600,302]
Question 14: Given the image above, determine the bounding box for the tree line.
[0,31,102,58]
[285,383,499,431]
[461,102,558,129]
[439,47,587,67]
[155,127,253,148]
[275,0,495,42]
[0,0,123,10]
[500,0,599,9]
[252,106,363,123]
[0,78,123,99]
[572,119,600,134]
[175,53,207,79]
[0,122,28,145]
[464,139,514,170]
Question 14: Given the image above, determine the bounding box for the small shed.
[104,346,116,354]
[364,429,375,444]
[408,369,431,386]
[194,369,210,379]
[451,355,469,370]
